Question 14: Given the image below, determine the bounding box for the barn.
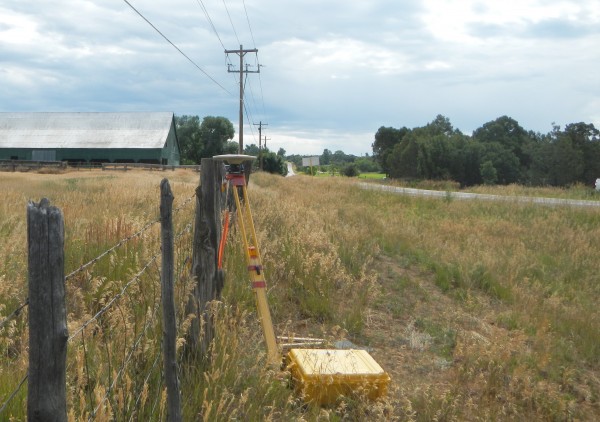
[0,112,181,165]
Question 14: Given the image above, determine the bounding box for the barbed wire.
[175,222,193,242]
[68,251,159,342]
[65,192,195,282]
[173,194,197,214]
[0,191,195,418]
[80,326,96,417]
[89,299,161,421]
[129,347,163,422]
[0,299,29,330]
[0,374,27,416]
[148,373,165,420]
[0,193,195,333]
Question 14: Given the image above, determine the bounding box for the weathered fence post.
[187,158,224,356]
[27,198,68,422]
[160,179,182,422]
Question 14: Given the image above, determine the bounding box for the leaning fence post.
[187,158,224,357]
[27,198,68,422]
[160,179,182,422]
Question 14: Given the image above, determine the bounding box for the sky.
[1,0,599,156]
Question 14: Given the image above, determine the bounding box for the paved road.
[286,162,296,177]
[359,182,600,208]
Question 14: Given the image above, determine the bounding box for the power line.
[243,72,258,139]
[246,74,260,122]
[121,0,232,96]
[222,0,240,46]
[195,0,226,51]
[242,0,256,49]
[256,55,267,120]
[240,0,264,121]
[243,102,257,146]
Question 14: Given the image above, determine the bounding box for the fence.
[0,160,68,172]
[101,163,201,172]
[0,160,201,172]
[0,158,224,421]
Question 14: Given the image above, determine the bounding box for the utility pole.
[225,45,259,154]
[254,121,268,169]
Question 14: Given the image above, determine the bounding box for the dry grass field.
[1,168,599,420]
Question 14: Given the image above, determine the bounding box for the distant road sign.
[302,156,320,167]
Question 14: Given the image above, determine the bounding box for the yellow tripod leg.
[232,186,280,365]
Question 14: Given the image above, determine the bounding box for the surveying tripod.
[213,155,280,365]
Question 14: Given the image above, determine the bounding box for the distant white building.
[596,178,600,191]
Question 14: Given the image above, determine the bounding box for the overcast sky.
[1,0,598,156]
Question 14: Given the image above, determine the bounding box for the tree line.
[175,115,287,176]
[373,115,600,187]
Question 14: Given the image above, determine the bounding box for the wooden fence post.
[27,198,68,422]
[187,158,224,356]
[160,180,182,422]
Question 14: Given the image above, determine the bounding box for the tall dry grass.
[243,173,600,420]
[0,170,198,420]
[2,169,599,420]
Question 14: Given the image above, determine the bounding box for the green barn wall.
[0,148,167,163]
[0,126,181,164]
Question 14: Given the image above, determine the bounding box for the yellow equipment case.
[287,348,390,405]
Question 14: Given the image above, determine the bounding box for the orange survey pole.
[217,211,230,270]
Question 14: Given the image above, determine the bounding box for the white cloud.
[0,0,598,155]
[0,9,40,45]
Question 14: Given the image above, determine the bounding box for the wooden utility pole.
[225,45,259,154]
[254,121,268,170]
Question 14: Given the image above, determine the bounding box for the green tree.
[277,147,286,157]
[387,132,419,179]
[321,149,332,165]
[244,143,260,156]
[199,116,235,159]
[261,151,288,176]
[563,122,600,185]
[457,140,485,186]
[424,114,456,136]
[480,160,498,185]
[224,141,239,154]
[473,116,532,180]
[175,115,202,164]
[331,150,354,165]
[548,133,585,186]
[480,142,521,184]
[175,115,235,164]
[372,126,408,176]
[355,156,380,173]
[341,163,360,177]
[529,124,590,187]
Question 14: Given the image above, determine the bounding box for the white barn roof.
[0,112,175,149]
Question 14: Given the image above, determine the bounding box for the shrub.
[341,163,360,177]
